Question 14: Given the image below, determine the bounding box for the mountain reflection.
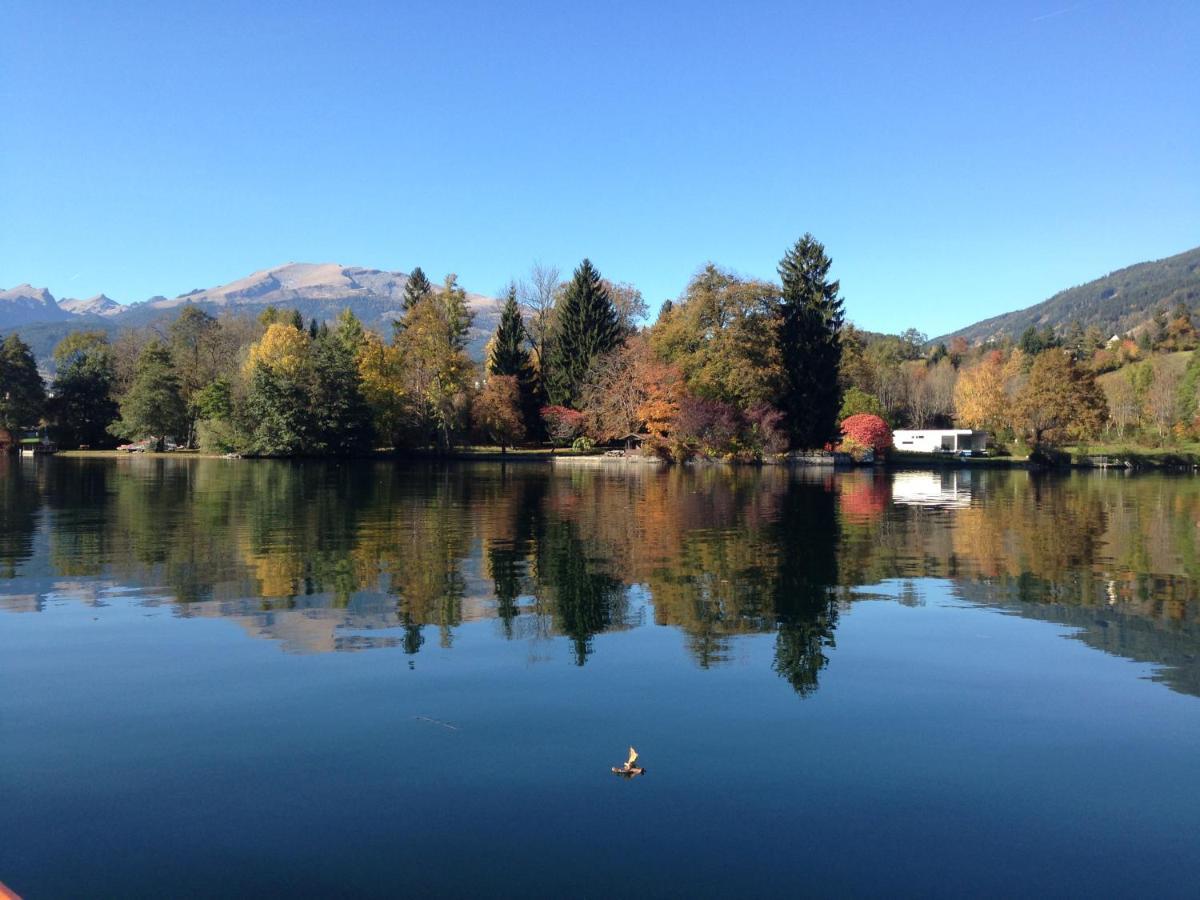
[3,456,1200,699]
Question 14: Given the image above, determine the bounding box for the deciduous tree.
[0,333,46,431]
[1012,351,1107,447]
[49,331,118,448]
[472,375,526,452]
[108,340,187,448]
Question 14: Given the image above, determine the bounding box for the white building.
[892,429,987,454]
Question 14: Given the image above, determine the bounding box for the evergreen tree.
[244,364,312,456]
[546,259,621,407]
[776,234,844,448]
[489,286,532,377]
[309,317,320,339]
[0,333,47,431]
[489,285,539,431]
[403,266,433,311]
[287,309,305,331]
[108,340,187,448]
[309,329,374,455]
[49,331,118,448]
[440,274,473,352]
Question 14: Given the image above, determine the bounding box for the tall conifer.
[546,259,621,407]
[403,267,433,311]
[777,234,844,449]
[489,284,539,432]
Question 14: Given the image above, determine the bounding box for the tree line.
[836,302,1200,451]
[7,234,1195,457]
[0,235,847,457]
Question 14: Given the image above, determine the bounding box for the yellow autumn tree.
[245,322,311,379]
[357,331,408,447]
[953,350,1007,430]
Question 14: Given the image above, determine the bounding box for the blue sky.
[1,0,1196,335]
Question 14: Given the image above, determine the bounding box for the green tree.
[650,264,783,410]
[0,333,47,431]
[1178,351,1200,427]
[403,266,433,312]
[777,234,844,448]
[309,322,374,455]
[546,259,621,407]
[49,331,118,448]
[838,386,884,421]
[243,364,312,456]
[489,285,539,431]
[439,274,473,353]
[169,306,221,446]
[108,341,187,448]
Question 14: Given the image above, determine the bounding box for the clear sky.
[2,0,1197,335]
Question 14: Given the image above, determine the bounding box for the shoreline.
[41,447,1199,472]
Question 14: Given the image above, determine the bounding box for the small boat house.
[892,429,987,455]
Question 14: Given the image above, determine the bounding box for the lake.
[2,457,1199,897]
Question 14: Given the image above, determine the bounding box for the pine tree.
[287,309,304,330]
[777,234,844,449]
[108,340,187,449]
[0,333,47,431]
[546,259,621,407]
[404,266,433,312]
[488,285,539,436]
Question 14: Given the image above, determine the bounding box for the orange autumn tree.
[839,413,892,455]
[472,375,526,452]
[578,336,682,443]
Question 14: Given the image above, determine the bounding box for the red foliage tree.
[540,405,586,446]
[840,413,892,454]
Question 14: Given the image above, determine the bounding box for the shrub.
[675,396,742,456]
[840,413,893,454]
[571,436,595,453]
[745,403,788,456]
[541,405,586,446]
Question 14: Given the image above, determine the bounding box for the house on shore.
[893,429,987,455]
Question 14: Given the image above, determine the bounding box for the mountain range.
[0,263,502,368]
[937,245,1200,344]
[5,247,1199,369]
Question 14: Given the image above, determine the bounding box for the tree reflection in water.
[2,459,1200,698]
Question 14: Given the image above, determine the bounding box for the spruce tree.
[0,333,47,431]
[440,274,473,352]
[546,259,621,407]
[403,267,433,311]
[490,286,534,379]
[489,285,539,432]
[777,234,844,449]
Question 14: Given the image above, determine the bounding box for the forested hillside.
[940,245,1200,345]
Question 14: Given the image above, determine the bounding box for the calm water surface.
[2,457,1200,897]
